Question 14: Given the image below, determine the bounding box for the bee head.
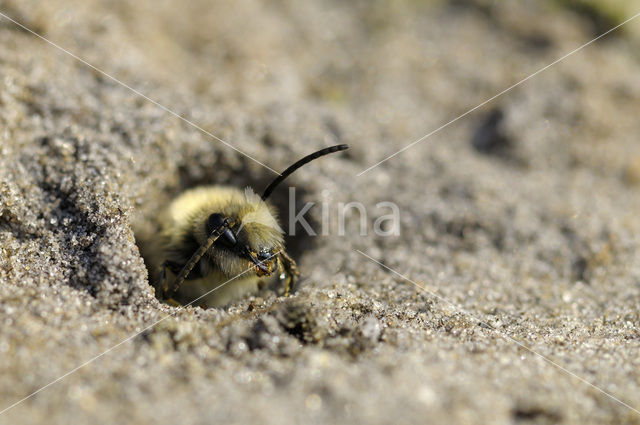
[205,190,283,277]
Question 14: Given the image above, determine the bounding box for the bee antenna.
[261,144,349,200]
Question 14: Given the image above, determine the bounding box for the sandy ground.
[1,1,640,424]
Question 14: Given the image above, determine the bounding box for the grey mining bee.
[150,144,348,307]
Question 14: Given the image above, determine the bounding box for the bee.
[150,144,348,307]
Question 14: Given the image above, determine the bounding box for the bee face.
[205,210,283,278]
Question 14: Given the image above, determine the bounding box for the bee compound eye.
[206,213,226,234]
[222,229,237,246]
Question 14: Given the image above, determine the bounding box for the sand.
[1,1,640,424]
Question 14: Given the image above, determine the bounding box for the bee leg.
[157,261,170,301]
[158,261,183,305]
[279,251,299,297]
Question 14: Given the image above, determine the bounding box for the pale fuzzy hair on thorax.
[239,187,284,234]
[164,186,274,225]
[162,186,284,248]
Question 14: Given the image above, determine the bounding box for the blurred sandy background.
[1,1,640,424]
